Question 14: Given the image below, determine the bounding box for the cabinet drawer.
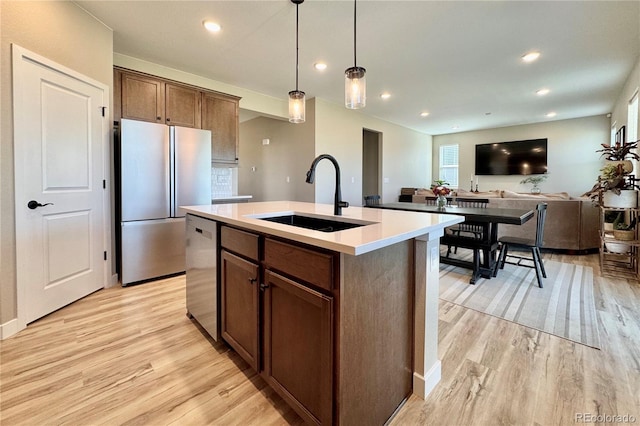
[221,226,259,261]
[265,239,334,291]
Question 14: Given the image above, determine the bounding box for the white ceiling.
[76,0,640,135]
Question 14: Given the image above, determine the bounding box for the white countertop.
[181,201,463,256]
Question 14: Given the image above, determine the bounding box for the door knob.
[27,200,53,210]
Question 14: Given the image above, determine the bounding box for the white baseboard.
[0,318,19,340]
[413,360,442,399]
[106,273,119,288]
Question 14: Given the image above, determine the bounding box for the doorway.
[362,129,382,203]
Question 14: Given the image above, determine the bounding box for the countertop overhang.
[181,201,463,255]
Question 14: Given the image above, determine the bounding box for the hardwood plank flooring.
[1,253,639,425]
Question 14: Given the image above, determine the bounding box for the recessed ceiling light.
[536,88,550,96]
[380,92,391,100]
[314,62,327,71]
[203,20,221,33]
[546,111,557,118]
[420,112,430,117]
[522,51,540,62]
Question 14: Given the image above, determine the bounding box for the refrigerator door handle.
[170,126,177,218]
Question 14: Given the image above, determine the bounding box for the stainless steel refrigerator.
[118,118,212,286]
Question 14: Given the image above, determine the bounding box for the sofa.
[408,189,599,251]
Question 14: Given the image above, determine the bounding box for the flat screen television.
[475,138,548,175]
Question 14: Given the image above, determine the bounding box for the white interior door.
[13,45,108,325]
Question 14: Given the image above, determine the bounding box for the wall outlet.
[251,166,257,172]
[286,176,290,183]
[262,138,270,145]
[351,176,355,183]
[383,177,390,184]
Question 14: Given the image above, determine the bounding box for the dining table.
[372,202,535,284]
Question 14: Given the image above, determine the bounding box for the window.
[628,91,638,142]
[439,144,459,187]
[628,91,638,175]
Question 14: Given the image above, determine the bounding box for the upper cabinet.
[120,71,165,123]
[165,83,201,128]
[115,67,240,163]
[202,92,239,163]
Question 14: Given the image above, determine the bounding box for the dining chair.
[445,197,489,255]
[363,195,381,207]
[495,202,548,288]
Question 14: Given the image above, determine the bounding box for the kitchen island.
[181,201,463,425]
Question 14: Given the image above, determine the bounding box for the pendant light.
[345,0,366,109]
[289,0,305,123]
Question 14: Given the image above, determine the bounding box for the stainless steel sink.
[255,214,372,233]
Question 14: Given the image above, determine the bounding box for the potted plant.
[612,212,637,241]
[605,212,637,253]
[520,174,548,194]
[596,139,639,173]
[583,162,639,207]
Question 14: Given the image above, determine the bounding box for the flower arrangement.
[431,179,451,196]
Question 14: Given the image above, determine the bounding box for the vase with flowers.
[431,179,451,209]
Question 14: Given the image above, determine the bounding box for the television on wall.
[475,138,548,175]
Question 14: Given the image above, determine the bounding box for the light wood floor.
[1,252,639,425]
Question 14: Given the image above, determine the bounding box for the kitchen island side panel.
[339,240,414,425]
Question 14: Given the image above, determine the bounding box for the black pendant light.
[289,0,305,123]
[345,0,366,109]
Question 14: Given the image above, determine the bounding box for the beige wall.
[0,1,113,325]
[432,115,610,197]
[611,55,640,138]
[239,98,431,206]
[314,99,432,205]
[238,103,316,202]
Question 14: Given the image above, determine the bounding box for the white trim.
[413,360,442,399]
[0,319,19,340]
[12,44,110,333]
[107,273,119,288]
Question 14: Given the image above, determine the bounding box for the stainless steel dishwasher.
[186,214,218,340]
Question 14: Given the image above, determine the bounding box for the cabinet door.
[263,270,333,426]
[121,72,164,123]
[221,250,260,371]
[202,92,239,163]
[165,83,201,128]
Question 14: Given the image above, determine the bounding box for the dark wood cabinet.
[202,92,239,163]
[263,270,333,426]
[115,67,240,159]
[212,223,414,425]
[121,71,164,123]
[220,250,259,371]
[165,83,201,128]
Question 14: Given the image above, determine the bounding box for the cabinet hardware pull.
[248,278,257,284]
[259,283,269,291]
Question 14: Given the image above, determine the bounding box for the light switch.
[262,138,270,145]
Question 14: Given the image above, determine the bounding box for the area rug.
[439,257,601,349]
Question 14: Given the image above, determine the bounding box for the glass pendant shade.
[288,90,305,123]
[345,66,366,109]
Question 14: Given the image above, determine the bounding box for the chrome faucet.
[305,154,349,216]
